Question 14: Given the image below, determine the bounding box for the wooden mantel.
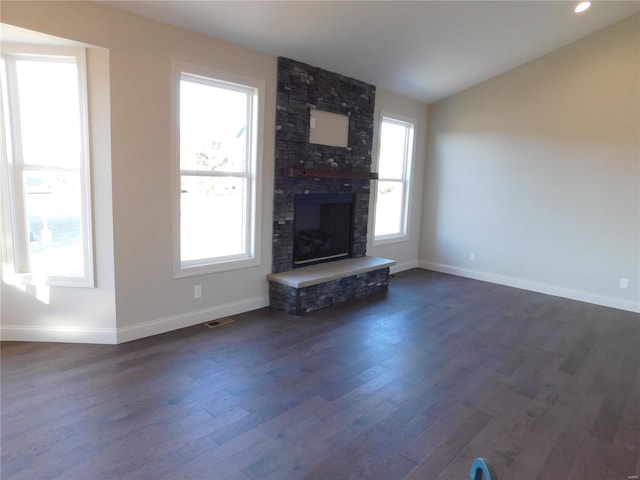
[281,167,378,180]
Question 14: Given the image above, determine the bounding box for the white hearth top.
[268,256,396,288]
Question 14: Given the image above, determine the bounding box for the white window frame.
[0,44,94,287]
[371,112,415,246]
[172,62,264,278]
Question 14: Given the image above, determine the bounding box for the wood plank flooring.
[2,269,639,479]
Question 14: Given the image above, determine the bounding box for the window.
[0,45,93,287]
[372,114,415,244]
[175,64,262,276]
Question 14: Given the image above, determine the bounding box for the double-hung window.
[175,64,262,276]
[0,45,93,287]
[372,114,415,244]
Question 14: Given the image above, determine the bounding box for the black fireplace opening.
[293,193,354,268]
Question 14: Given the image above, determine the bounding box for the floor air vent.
[204,318,234,328]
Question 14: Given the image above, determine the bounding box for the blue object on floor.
[469,457,498,480]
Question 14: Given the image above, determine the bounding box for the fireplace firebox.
[293,193,354,267]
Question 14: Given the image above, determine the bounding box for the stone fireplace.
[268,57,394,314]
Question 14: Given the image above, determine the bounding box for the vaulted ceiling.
[102,1,640,103]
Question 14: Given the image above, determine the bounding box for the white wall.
[369,90,429,273]
[1,1,277,343]
[420,15,640,312]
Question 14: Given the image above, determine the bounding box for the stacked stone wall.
[273,57,376,273]
[269,268,389,315]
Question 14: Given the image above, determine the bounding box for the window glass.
[23,171,84,275]
[378,121,407,179]
[176,68,260,274]
[15,59,81,168]
[1,47,93,286]
[374,180,405,237]
[179,77,248,173]
[180,176,247,262]
[373,115,414,242]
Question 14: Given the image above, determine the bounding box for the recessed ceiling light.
[575,2,591,13]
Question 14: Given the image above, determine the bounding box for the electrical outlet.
[194,285,202,298]
[469,252,476,262]
[619,278,628,289]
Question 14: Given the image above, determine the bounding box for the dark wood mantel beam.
[281,167,378,180]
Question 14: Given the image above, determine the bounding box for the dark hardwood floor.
[2,269,639,479]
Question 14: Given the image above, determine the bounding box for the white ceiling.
[102,1,640,103]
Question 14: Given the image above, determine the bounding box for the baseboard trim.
[0,325,118,344]
[390,260,418,274]
[116,295,270,344]
[1,296,270,345]
[5,262,635,345]
[418,261,640,313]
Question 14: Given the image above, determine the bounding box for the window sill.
[4,270,95,288]
[371,235,409,247]
[174,255,260,278]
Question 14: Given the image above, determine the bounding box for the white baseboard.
[0,324,118,344]
[6,261,635,345]
[116,295,270,344]
[1,295,270,345]
[418,260,640,314]
[390,259,418,274]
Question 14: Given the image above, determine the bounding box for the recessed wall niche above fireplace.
[269,57,394,314]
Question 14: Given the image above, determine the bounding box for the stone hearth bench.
[268,257,396,315]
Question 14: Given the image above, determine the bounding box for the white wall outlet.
[194,285,202,298]
[469,252,476,262]
[619,278,628,289]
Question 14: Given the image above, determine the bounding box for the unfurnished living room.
[1,1,639,479]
